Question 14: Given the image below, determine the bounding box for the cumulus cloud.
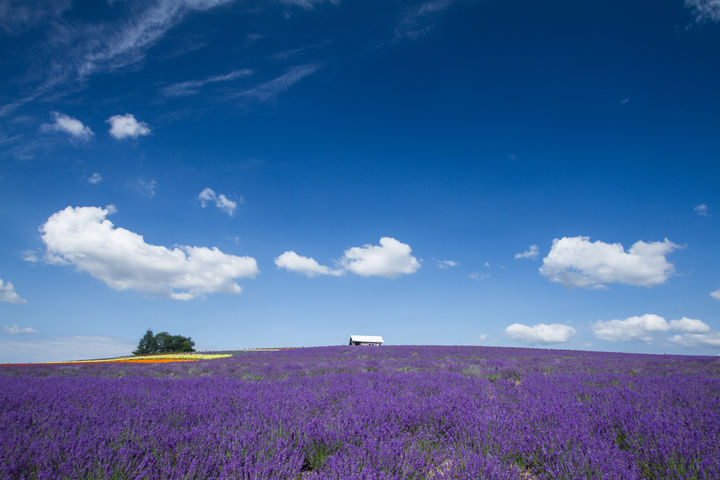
[593,314,711,343]
[685,0,720,22]
[0,279,26,304]
[711,288,720,301]
[3,324,36,335]
[505,323,576,344]
[514,244,539,260]
[340,237,420,278]
[539,236,679,289]
[694,204,710,217]
[277,237,420,279]
[87,172,102,184]
[593,314,670,342]
[43,112,94,141]
[670,332,720,348]
[0,335,134,363]
[107,113,151,140]
[669,317,711,333]
[436,259,459,269]
[274,251,344,277]
[40,205,259,300]
[198,187,239,216]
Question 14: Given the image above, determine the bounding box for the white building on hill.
[349,335,384,346]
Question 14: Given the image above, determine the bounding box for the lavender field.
[1,346,719,480]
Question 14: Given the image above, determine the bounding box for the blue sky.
[1,0,720,362]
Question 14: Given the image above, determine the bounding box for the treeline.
[133,329,195,355]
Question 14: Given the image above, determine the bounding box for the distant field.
[1,346,719,479]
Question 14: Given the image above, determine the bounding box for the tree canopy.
[133,329,195,355]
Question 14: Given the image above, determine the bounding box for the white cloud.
[87,172,102,184]
[161,69,253,97]
[22,250,39,263]
[694,204,710,217]
[277,237,419,279]
[685,0,720,22]
[397,0,457,39]
[76,0,234,81]
[468,271,490,280]
[505,323,576,344]
[198,187,240,216]
[514,244,539,260]
[670,332,720,348]
[340,237,420,278]
[478,333,488,342]
[0,335,134,363]
[711,288,720,301]
[237,64,321,102]
[0,0,234,118]
[129,178,158,198]
[593,314,711,343]
[0,279,26,304]
[3,324,36,335]
[274,251,344,277]
[593,314,669,342]
[539,236,679,289]
[436,259,459,269]
[40,205,259,300]
[107,113,151,140]
[43,112,94,141]
[279,0,338,9]
[668,317,711,333]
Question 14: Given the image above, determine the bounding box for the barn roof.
[350,335,384,343]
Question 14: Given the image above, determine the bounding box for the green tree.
[133,329,195,355]
[133,329,158,355]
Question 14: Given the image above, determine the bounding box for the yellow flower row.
[69,353,233,363]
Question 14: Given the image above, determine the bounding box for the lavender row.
[1,346,719,479]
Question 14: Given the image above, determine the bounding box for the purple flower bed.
[1,346,719,479]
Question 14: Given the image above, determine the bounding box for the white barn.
[349,335,384,346]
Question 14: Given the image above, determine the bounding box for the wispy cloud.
[694,204,710,217]
[0,0,234,118]
[396,0,457,40]
[468,271,490,280]
[235,64,321,102]
[129,178,158,198]
[278,0,339,9]
[161,69,253,97]
[0,335,134,363]
[87,173,103,184]
[685,0,720,22]
[3,324,37,335]
[0,1,72,35]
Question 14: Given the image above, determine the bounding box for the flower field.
[1,346,719,479]
[0,353,233,367]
